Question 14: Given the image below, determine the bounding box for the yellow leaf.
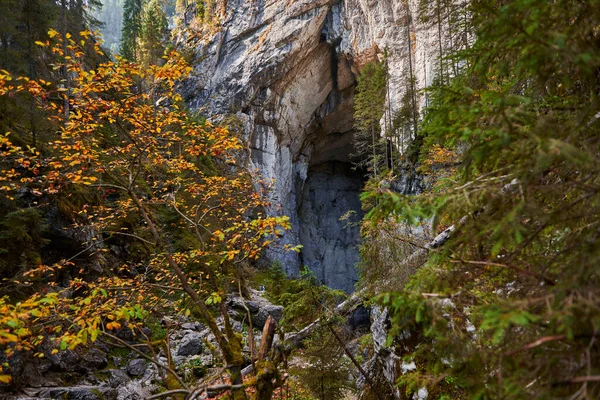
[106,322,121,330]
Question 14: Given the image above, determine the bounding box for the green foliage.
[139,0,169,66]
[392,76,421,168]
[352,61,388,177]
[195,0,216,24]
[362,0,600,398]
[254,266,355,399]
[255,265,345,331]
[290,328,355,400]
[120,0,144,60]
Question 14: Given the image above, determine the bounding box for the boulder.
[181,322,204,331]
[227,291,284,329]
[252,304,284,330]
[126,359,147,377]
[45,346,107,374]
[176,333,203,356]
[108,369,130,388]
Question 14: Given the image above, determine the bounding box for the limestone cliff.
[180,0,452,292]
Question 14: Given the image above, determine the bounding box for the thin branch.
[90,183,128,192]
[505,335,567,356]
[146,390,190,400]
[565,376,600,383]
[450,259,555,286]
[107,231,156,246]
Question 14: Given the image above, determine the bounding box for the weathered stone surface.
[176,333,203,356]
[126,359,147,377]
[115,380,151,400]
[31,386,117,400]
[368,306,401,398]
[227,290,284,329]
[108,369,130,388]
[253,304,284,330]
[45,347,107,374]
[181,321,205,331]
[298,161,364,291]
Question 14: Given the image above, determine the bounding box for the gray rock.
[69,388,103,400]
[44,346,107,374]
[116,380,152,400]
[181,322,204,331]
[80,348,108,371]
[173,355,186,366]
[111,355,123,367]
[245,301,261,313]
[177,333,203,356]
[126,359,147,377]
[108,369,130,388]
[253,305,284,330]
[371,306,390,355]
[47,349,80,372]
[232,321,243,332]
[199,354,215,367]
[297,161,364,292]
[35,386,117,400]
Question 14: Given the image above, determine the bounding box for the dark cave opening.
[296,124,366,293]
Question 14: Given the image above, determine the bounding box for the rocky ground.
[4,290,283,400]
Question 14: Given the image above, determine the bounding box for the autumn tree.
[0,30,293,399]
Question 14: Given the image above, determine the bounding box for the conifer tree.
[139,0,169,66]
[352,61,388,177]
[120,0,144,60]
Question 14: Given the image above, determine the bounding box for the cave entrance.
[297,124,366,293]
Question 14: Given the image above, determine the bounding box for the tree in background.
[352,61,388,178]
[120,0,144,60]
[291,328,354,400]
[64,0,103,33]
[93,0,125,55]
[0,0,57,149]
[139,0,169,65]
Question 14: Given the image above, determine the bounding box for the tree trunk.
[257,316,277,361]
[406,9,419,139]
[128,191,247,398]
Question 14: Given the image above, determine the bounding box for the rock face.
[181,0,447,292]
[176,333,203,356]
[227,289,284,330]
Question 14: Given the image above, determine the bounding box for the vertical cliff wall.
[180,0,448,292]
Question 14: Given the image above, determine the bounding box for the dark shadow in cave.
[297,125,366,293]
